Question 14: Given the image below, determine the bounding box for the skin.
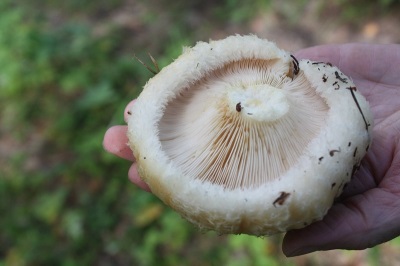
[103,43,400,256]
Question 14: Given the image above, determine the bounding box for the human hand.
[103,43,400,255]
[103,100,151,192]
[283,43,400,256]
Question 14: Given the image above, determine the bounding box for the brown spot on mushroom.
[335,71,348,83]
[273,192,291,207]
[290,55,300,76]
[348,142,352,147]
[333,81,340,90]
[329,149,340,156]
[127,111,132,115]
[318,156,324,164]
[346,86,371,131]
[353,147,358,157]
[312,62,323,65]
[322,74,328,82]
[236,102,242,112]
[312,62,333,67]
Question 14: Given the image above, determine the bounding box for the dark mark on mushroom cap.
[273,192,291,207]
[353,147,358,157]
[236,102,242,112]
[329,149,340,156]
[335,71,348,83]
[290,55,300,76]
[312,62,332,66]
[347,86,371,131]
[333,81,340,90]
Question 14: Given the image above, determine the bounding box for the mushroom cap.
[127,35,373,235]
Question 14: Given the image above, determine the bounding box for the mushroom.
[127,35,373,235]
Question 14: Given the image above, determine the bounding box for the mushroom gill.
[159,59,329,190]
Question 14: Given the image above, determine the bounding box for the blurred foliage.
[320,0,400,23]
[274,0,400,27]
[0,0,399,265]
[0,0,289,265]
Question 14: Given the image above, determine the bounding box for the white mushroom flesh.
[127,35,373,235]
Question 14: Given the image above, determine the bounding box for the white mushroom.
[127,35,373,235]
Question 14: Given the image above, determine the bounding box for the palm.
[283,43,400,256]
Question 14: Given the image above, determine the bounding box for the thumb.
[282,188,400,257]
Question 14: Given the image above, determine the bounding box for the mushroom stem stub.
[229,84,289,122]
[127,35,373,236]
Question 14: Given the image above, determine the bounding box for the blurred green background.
[1,0,400,265]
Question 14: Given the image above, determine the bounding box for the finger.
[282,188,400,257]
[338,158,376,200]
[103,126,135,161]
[338,128,395,199]
[128,163,151,192]
[124,99,136,123]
